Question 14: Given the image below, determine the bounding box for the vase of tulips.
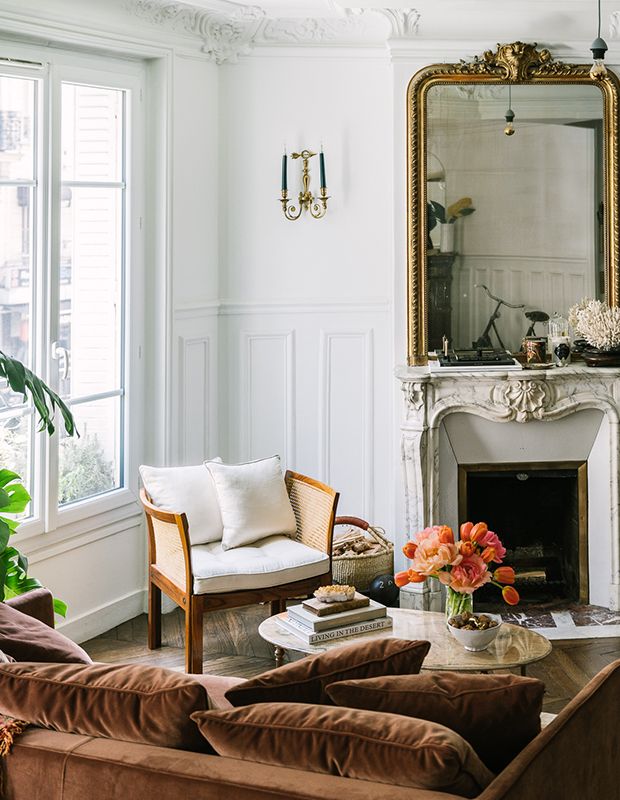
[395,521,519,622]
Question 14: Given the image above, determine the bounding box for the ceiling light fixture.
[503,85,515,136]
[590,0,608,79]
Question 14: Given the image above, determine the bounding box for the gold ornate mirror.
[407,42,620,365]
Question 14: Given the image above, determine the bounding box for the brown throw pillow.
[326,671,544,773]
[191,703,494,797]
[0,602,91,663]
[224,638,430,707]
[0,662,213,752]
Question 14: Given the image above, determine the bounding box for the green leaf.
[430,201,447,224]
[0,519,11,552]
[53,598,67,617]
[0,470,21,489]
[0,482,30,514]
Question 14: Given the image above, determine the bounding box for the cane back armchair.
[140,470,339,673]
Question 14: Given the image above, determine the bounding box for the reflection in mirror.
[426,83,604,353]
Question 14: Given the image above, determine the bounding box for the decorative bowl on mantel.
[581,348,620,368]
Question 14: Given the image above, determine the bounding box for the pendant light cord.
[598,0,602,39]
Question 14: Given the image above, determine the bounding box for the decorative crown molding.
[376,8,420,39]
[129,0,265,63]
[127,1,423,59]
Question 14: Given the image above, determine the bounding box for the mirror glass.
[426,83,604,353]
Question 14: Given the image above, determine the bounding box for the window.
[0,51,143,535]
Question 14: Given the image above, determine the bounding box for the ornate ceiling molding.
[129,0,265,63]
[127,1,422,61]
[375,8,420,39]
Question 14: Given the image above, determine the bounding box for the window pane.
[0,412,33,518]
[61,83,123,182]
[0,183,34,409]
[0,75,35,181]
[58,186,122,398]
[58,396,122,506]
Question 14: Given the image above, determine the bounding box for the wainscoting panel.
[240,331,295,465]
[220,301,392,530]
[180,337,210,464]
[319,330,373,521]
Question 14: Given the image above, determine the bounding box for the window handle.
[51,342,70,381]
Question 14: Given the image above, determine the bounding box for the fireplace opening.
[458,462,588,605]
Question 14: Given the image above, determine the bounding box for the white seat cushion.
[139,462,223,546]
[191,535,330,594]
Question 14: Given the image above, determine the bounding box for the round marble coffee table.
[258,608,552,674]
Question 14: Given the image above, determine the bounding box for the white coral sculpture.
[569,298,620,351]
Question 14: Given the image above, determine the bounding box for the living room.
[0,0,617,798]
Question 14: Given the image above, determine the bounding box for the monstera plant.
[0,352,75,616]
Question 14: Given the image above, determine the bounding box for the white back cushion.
[205,455,297,551]
[139,462,223,545]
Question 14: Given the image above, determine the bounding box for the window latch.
[51,342,70,381]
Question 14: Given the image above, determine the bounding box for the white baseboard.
[56,589,147,645]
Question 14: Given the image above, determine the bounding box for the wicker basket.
[331,515,394,590]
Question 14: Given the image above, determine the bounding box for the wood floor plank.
[81,605,620,713]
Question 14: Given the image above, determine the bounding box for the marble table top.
[258,608,552,672]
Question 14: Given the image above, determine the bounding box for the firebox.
[458,462,588,604]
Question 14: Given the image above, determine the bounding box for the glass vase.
[445,587,473,623]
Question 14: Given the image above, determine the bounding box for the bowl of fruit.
[447,611,502,652]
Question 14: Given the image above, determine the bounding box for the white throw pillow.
[205,456,297,551]
[139,461,223,546]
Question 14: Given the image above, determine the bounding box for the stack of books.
[276,592,392,644]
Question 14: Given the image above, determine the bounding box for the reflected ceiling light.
[503,85,515,136]
[590,0,608,79]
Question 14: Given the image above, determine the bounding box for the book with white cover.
[275,614,393,645]
[287,598,387,632]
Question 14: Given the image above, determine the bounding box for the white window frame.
[0,44,145,544]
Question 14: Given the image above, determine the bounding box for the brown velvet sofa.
[2,591,619,800]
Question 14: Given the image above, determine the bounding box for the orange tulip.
[495,566,516,585]
[460,521,474,541]
[438,526,454,544]
[470,522,489,544]
[459,540,475,557]
[408,568,426,583]
[395,571,410,587]
[502,585,520,605]
[402,541,417,559]
[481,546,496,563]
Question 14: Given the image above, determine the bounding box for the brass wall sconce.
[280,147,329,220]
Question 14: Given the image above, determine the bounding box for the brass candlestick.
[280,149,329,221]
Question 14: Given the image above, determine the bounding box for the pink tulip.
[495,566,516,585]
[470,522,489,544]
[402,541,417,559]
[460,522,474,541]
[459,540,475,557]
[502,585,520,605]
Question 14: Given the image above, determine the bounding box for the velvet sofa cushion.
[224,638,431,707]
[0,662,213,752]
[0,602,91,663]
[191,702,494,797]
[192,674,247,710]
[326,671,545,773]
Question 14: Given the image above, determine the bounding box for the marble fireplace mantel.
[396,364,620,611]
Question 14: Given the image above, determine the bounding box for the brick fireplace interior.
[459,462,588,605]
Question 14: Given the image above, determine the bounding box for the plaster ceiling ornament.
[129,0,265,63]
[490,379,550,423]
[376,8,420,38]
[260,8,372,43]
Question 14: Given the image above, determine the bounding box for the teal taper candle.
[281,151,288,192]
[319,148,326,188]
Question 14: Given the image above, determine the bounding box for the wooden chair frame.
[140,470,339,673]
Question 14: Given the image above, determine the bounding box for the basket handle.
[334,516,369,531]
[365,525,392,549]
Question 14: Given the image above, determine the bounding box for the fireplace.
[397,366,619,611]
[458,462,588,604]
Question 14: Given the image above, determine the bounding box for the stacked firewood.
[332,529,385,557]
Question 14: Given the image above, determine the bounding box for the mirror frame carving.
[406,42,620,365]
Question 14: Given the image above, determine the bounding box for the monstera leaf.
[0,356,76,616]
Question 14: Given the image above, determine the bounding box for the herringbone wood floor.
[81,604,620,714]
